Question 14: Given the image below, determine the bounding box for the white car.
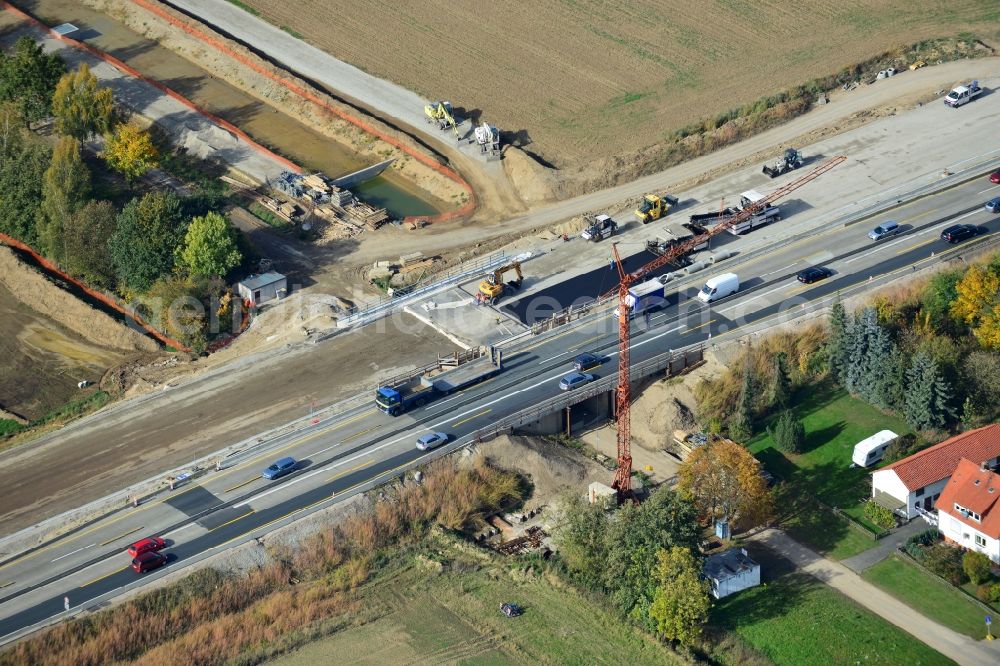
[416,432,449,451]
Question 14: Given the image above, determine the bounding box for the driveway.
[842,518,931,573]
[750,528,1000,666]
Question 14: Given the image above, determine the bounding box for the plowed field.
[244,0,999,169]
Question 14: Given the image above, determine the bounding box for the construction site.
[0,0,1000,662]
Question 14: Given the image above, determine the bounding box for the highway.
[0,173,998,641]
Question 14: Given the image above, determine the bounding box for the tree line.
[697,252,1000,449]
[0,37,243,352]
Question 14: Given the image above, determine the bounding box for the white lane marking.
[844,235,911,263]
[761,262,798,277]
[977,184,999,195]
[721,284,787,311]
[538,351,571,364]
[235,469,325,508]
[51,544,95,562]
[162,523,197,539]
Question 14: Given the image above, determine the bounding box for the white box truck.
[697,273,739,303]
[851,430,899,467]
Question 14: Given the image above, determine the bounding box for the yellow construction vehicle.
[424,101,458,135]
[477,261,523,305]
[634,193,680,224]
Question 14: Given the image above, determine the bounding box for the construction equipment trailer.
[376,347,503,416]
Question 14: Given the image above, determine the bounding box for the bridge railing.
[470,344,703,442]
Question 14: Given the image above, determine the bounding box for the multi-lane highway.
[1,173,998,642]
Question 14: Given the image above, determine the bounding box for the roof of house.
[703,548,758,581]
[239,272,286,290]
[937,458,1000,538]
[875,424,1000,491]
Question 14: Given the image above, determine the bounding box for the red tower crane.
[608,156,846,502]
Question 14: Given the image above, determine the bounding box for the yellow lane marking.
[684,319,716,334]
[217,460,417,550]
[900,237,938,254]
[0,580,13,589]
[208,509,256,533]
[340,424,381,444]
[451,408,492,428]
[570,333,605,351]
[98,526,144,547]
[327,460,375,482]
[80,566,129,589]
[223,476,260,494]
[905,207,941,223]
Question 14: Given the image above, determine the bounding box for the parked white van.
[697,273,739,303]
[851,430,899,467]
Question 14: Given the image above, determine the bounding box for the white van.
[697,273,739,303]
[851,430,899,467]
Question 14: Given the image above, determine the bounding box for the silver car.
[868,220,900,241]
[416,432,449,451]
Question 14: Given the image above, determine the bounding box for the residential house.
[703,548,760,599]
[937,458,1000,564]
[870,424,1000,520]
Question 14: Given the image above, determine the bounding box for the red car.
[127,536,166,558]
[991,171,1000,184]
[131,551,167,573]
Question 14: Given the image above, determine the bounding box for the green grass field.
[712,547,953,666]
[864,555,991,640]
[271,559,682,665]
[749,384,912,556]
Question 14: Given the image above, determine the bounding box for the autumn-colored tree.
[52,64,114,139]
[951,265,1000,350]
[678,438,772,531]
[102,121,158,182]
[649,546,711,646]
[177,211,242,277]
[39,136,90,263]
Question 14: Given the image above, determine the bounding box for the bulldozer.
[424,101,458,134]
[634,194,679,224]
[477,261,523,305]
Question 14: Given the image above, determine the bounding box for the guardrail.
[471,345,704,441]
[335,250,511,328]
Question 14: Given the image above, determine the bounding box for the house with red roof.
[870,424,1000,521]
[937,458,1000,564]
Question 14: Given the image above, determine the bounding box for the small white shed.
[237,272,287,306]
[852,430,899,467]
[704,548,760,599]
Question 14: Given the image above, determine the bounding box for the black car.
[940,224,978,244]
[573,352,604,372]
[796,267,833,284]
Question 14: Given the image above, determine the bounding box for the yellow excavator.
[634,193,680,224]
[424,101,458,136]
[477,261,523,305]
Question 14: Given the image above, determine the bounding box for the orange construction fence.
[0,232,190,352]
[130,0,477,223]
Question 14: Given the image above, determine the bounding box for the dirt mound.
[0,247,158,353]
[503,147,562,205]
[630,351,725,452]
[476,434,606,508]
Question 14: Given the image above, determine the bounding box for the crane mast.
[608,155,845,502]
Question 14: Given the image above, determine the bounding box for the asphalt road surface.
[1,176,997,641]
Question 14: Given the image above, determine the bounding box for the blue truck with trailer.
[375,346,503,416]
